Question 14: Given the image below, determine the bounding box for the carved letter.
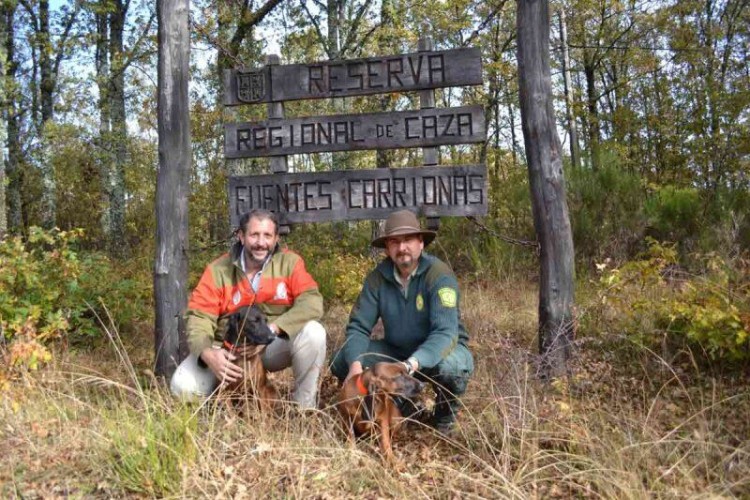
[440,114,455,136]
[407,54,423,83]
[269,126,284,148]
[309,66,325,92]
[405,117,419,139]
[457,113,473,136]
[237,128,252,151]
[377,179,392,208]
[301,123,316,146]
[348,179,362,208]
[387,58,404,88]
[428,54,445,84]
[318,181,332,210]
[347,62,363,90]
[367,61,383,88]
[422,115,438,139]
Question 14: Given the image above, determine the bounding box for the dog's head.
[225,305,276,347]
[367,362,425,398]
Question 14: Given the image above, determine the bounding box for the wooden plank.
[418,37,440,232]
[223,48,482,105]
[228,164,488,227]
[225,105,485,158]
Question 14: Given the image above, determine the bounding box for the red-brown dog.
[337,362,425,459]
[220,306,278,411]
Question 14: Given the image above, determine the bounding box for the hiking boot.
[431,391,459,436]
[432,419,457,437]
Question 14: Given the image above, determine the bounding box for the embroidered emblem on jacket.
[437,287,457,307]
[232,290,241,305]
[416,293,424,311]
[274,282,288,300]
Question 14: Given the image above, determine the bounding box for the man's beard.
[245,245,272,266]
[395,252,414,269]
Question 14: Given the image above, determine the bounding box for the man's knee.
[430,345,474,396]
[170,354,218,398]
[294,320,327,356]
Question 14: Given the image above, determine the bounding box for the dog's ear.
[225,311,241,345]
[367,373,385,394]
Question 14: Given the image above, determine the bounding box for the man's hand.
[403,356,419,375]
[344,361,363,384]
[200,347,243,384]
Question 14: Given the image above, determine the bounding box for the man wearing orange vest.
[170,209,326,408]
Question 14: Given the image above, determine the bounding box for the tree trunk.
[38,0,56,228]
[95,3,111,247]
[108,0,128,257]
[584,60,600,171]
[558,8,580,170]
[3,3,21,234]
[155,0,191,379]
[517,0,576,379]
[0,4,7,238]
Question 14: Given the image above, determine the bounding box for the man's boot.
[431,386,461,435]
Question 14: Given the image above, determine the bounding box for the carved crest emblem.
[237,69,267,103]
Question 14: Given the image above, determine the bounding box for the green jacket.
[185,242,323,356]
[343,252,469,369]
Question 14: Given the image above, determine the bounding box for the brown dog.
[337,362,424,459]
[220,306,278,411]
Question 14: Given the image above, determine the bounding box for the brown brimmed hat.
[371,210,436,248]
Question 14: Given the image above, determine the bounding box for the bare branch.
[300,0,331,59]
[339,0,373,57]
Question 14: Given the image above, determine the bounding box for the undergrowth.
[2,275,749,498]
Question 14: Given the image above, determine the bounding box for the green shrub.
[644,186,703,244]
[312,253,374,305]
[567,158,647,261]
[430,216,535,279]
[598,239,750,362]
[0,227,149,369]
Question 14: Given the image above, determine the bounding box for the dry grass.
[1,278,749,498]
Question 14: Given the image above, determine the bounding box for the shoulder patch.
[437,287,457,308]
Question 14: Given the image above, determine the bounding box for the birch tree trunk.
[0,5,7,239]
[108,0,128,256]
[558,8,580,170]
[95,2,112,247]
[38,0,56,228]
[155,0,190,379]
[3,3,21,233]
[517,0,576,378]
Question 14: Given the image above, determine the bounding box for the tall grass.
[1,279,749,498]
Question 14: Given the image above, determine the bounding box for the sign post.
[224,44,487,229]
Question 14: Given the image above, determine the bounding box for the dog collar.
[355,373,368,396]
[222,340,235,351]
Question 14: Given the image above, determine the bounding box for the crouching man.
[170,209,326,408]
[331,210,474,433]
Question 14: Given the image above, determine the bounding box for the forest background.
[0,0,749,497]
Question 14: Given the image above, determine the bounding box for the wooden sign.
[225,105,485,158]
[228,165,487,226]
[224,48,482,105]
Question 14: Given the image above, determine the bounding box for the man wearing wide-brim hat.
[331,209,474,434]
